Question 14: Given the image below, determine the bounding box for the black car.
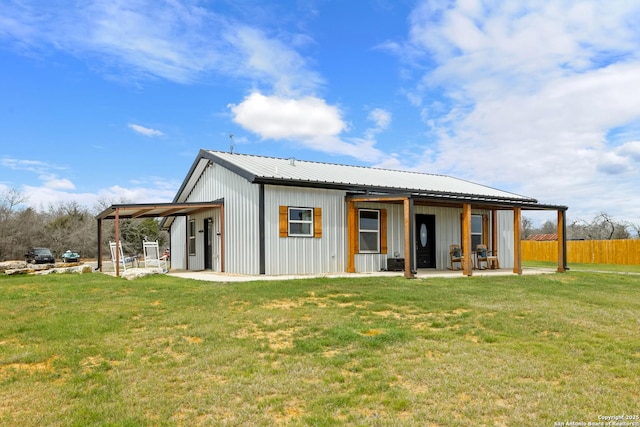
[25,247,56,264]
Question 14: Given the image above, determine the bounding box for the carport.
[95,201,224,277]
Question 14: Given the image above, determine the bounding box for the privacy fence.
[522,239,640,265]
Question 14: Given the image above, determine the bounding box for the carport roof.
[95,201,223,221]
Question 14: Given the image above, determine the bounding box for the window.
[359,209,380,253]
[188,219,196,255]
[471,215,483,250]
[288,207,313,237]
[279,206,322,238]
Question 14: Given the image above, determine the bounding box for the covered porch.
[346,194,568,279]
[95,201,224,277]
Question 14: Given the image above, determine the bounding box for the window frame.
[471,214,483,251]
[358,209,380,254]
[188,219,196,255]
[288,207,314,237]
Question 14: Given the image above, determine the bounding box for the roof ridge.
[206,149,452,179]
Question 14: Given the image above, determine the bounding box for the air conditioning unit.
[386,258,404,272]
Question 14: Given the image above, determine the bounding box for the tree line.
[522,212,640,240]
[0,189,167,262]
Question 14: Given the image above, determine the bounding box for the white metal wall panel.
[264,185,346,275]
[184,162,261,274]
[170,216,186,270]
[497,210,515,269]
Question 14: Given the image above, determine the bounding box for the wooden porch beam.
[403,197,415,279]
[346,200,356,273]
[462,204,473,276]
[491,209,498,257]
[347,196,408,203]
[513,207,522,274]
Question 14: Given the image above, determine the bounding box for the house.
[527,233,558,241]
[96,150,568,277]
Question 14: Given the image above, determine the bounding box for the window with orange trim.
[279,206,322,238]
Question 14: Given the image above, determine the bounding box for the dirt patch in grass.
[0,357,57,379]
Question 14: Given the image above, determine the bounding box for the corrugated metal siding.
[170,216,186,270]
[174,154,519,275]
[264,185,345,275]
[498,211,514,269]
[184,162,261,274]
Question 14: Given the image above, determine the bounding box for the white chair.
[143,240,167,272]
[109,241,136,271]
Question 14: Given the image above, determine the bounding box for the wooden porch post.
[115,208,120,277]
[513,207,522,274]
[491,209,498,260]
[557,209,566,273]
[346,200,356,273]
[403,197,415,279]
[462,203,473,276]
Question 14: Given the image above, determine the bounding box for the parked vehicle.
[25,248,55,264]
[61,250,80,263]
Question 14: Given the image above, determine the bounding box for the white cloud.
[0,1,320,92]
[368,108,391,130]
[224,25,323,96]
[617,141,640,162]
[393,0,640,221]
[128,123,163,137]
[230,92,345,139]
[229,92,384,161]
[1,157,56,173]
[43,176,76,190]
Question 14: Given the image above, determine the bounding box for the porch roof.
[96,201,224,221]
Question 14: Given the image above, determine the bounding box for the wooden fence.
[522,239,640,265]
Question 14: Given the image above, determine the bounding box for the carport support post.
[115,208,120,277]
[462,203,473,276]
[557,209,566,273]
[513,207,522,274]
[97,218,102,272]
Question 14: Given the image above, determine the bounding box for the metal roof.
[96,201,223,221]
[202,150,537,204]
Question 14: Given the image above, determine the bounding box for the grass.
[524,260,640,273]
[1,271,639,426]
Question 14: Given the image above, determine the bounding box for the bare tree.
[568,212,631,240]
[521,216,534,239]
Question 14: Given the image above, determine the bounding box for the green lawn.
[524,260,640,274]
[1,271,639,426]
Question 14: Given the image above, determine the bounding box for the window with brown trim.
[359,209,380,253]
[279,206,322,238]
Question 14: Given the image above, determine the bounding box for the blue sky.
[2,0,640,226]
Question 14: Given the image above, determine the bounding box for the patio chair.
[449,244,463,270]
[143,240,167,272]
[109,241,136,271]
[476,245,500,270]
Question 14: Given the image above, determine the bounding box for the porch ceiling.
[95,201,223,221]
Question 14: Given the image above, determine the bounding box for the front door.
[415,214,436,268]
